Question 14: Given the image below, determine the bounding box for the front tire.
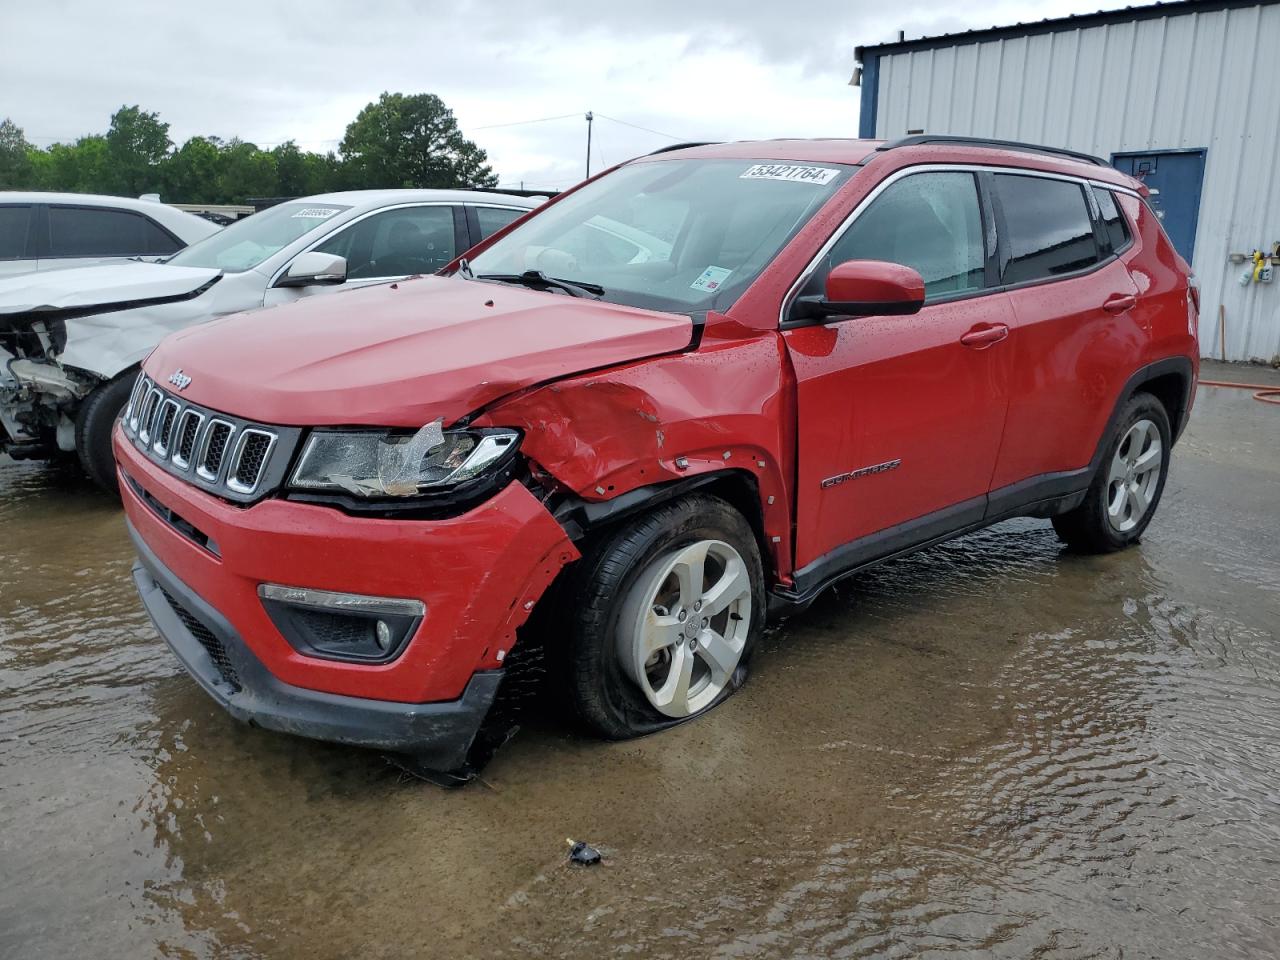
[1052,392,1171,553]
[566,494,765,740]
[75,371,136,493]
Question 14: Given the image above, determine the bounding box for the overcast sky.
[5,0,1135,192]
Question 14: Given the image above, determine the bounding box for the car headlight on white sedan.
[289,421,521,498]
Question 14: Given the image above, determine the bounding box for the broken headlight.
[289,422,520,497]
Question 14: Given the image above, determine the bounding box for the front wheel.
[75,371,137,493]
[1052,392,1171,553]
[566,494,765,739]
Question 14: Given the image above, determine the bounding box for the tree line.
[0,92,499,204]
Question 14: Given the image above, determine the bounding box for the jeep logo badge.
[168,369,192,391]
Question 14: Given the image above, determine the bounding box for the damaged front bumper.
[0,355,92,454]
[130,525,504,769]
[115,423,580,770]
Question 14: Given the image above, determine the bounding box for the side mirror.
[792,260,925,321]
[276,252,347,288]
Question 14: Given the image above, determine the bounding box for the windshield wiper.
[477,270,604,298]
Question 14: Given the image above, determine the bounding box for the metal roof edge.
[855,0,1278,59]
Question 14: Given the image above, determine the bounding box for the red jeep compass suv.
[116,137,1198,774]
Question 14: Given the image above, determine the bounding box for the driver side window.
[315,205,458,280]
[814,171,987,302]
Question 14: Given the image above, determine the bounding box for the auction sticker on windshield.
[292,208,341,219]
[691,265,732,292]
[740,164,839,185]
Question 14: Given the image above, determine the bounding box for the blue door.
[1111,149,1207,261]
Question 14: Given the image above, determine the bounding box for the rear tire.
[76,371,136,494]
[565,494,765,740]
[1052,392,1171,553]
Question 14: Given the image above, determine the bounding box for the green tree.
[30,136,113,193]
[105,105,172,195]
[161,136,223,202]
[0,118,34,189]
[214,139,278,202]
[339,92,497,189]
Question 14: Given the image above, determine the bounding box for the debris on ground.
[567,839,602,866]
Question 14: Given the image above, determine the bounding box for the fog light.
[257,584,425,663]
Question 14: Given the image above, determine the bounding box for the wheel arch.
[1133,364,1192,443]
[1093,357,1194,471]
[549,468,775,582]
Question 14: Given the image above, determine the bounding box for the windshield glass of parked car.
[166,202,351,273]
[465,159,852,314]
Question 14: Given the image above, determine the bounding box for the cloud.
[2,0,1136,193]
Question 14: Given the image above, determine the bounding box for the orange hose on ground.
[1198,379,1280,405]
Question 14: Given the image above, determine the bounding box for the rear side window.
[823,171,986,301]
[995,175,1100,284]
[47,206,171,258]
[1092,187,1131,254]
[474,206,524,240]
[140,217,183,255]
[0,205,32,259]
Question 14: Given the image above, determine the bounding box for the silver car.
[0,192,223,278]
[0,189,540,488]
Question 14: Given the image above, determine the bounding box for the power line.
[469,112,579,131]
[593,113,684,141]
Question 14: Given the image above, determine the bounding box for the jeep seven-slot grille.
[233,432,273,489]
[202,422,232,476]
[122,375,294,502]
[174,410,202,466]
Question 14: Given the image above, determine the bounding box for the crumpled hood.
[0,262,221,316]
[144,274,694,426]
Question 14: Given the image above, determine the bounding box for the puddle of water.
[1,385,1277,959]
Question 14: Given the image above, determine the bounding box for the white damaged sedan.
[0,189,539,489]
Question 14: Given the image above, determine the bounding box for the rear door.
[465,204,529,247]
[987,173,1142,502]
[0,204,36,277]
[38,205,180,271]
[784,169,1014,574]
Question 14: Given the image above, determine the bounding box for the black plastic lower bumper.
[128,522,503,772]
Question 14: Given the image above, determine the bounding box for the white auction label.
[740,164,840,185]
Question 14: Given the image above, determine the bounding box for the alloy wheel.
[617,539,753,718]
[1105,418,1163,533]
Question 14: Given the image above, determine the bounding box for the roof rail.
[878,135,1109,167]
[646,141,720,156]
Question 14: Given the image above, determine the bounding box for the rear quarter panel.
[1119,193,1199,374]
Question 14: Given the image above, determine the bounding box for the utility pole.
[585,111,593,179]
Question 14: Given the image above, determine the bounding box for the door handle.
[959,323,1009,348]
[1103,295,1137,314]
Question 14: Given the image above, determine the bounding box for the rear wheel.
[1052,392,1171,553]
[566,494,765,739]
[76,371,136,493]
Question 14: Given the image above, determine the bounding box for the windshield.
[167,202,351,273]
[466,159,852,314]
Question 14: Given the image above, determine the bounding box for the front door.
[263,205,463,307]
[1111,149,1206,262]
[784,170,1013,576]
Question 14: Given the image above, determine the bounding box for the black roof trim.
[856,0,1276,59]
[645,141,721,156]
[878,135,1109,167]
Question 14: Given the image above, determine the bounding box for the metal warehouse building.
[854,0,1280,363]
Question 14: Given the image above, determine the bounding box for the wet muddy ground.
[2,364,1279,959]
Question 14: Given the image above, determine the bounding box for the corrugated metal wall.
[872,2,1280,362]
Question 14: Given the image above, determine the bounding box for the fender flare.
[1088,356,1194,475]
[548,467,770,566]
